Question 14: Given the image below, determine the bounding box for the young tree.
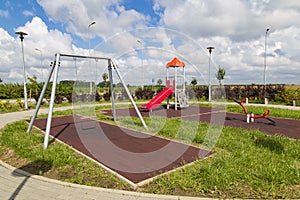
[102,72,108,82]
[27,75,39,103]
[216,65,226,85]
[190,77,197,87]
[157,78,163,86]
[102,72,109,89]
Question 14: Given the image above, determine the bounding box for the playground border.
[30,114,214,188]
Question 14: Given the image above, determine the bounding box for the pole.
[207,47,214,102]
[21,38,28,109]
[27,61,55,133]
[111,60,148,129]
[175,67,178,110]
[44,54,60,149]
[88,21,96,94]
[15,31,29,110]
[264,28,270,103]
[108,60,116,121]
[137,40,144,89]
[35,48,43,82]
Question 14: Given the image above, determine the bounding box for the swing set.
[234,98,276,124]
[26,53,147,149]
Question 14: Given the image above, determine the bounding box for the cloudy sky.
[0,0,300,85]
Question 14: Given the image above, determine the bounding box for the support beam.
[110,60,148,129]
[108,60,116,121]
[44,54,60,149]
[27,61,56,133]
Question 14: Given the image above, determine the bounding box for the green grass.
[0,120,131,190]
[111,115,300,199]
[0,106,300,198]
[226,104,300,119]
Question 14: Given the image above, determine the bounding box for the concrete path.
[0,160,205,200]
[0,102,298,200]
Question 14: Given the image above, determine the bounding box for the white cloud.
[37,0,147,40]
[1,0,299,85]
[151,0,300,84]
[23,10,34,17]
[0,28,18,77]
[0,17,83,83]
[0,9,9,18]
[154,0,300,41]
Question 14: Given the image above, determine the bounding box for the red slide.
[140,86,174,111]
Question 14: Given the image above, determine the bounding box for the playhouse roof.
[166,57,185,68]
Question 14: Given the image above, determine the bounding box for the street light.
[207,46,214,102]
[88,21,96,94]
[137,39,144,89]
[264,27,270,104]
[15,31,28,110]
[35,48,43,82]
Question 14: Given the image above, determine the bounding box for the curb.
[0,160,208,200]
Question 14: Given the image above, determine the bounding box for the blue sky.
[1,0,300,85]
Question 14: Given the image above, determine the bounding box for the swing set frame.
[27,53,147,149]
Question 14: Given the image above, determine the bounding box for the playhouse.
[140,57,188,111]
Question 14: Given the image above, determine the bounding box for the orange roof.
[166,57,185,68]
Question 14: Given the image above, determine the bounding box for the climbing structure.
[166,57,188,110]
[141,57,188,111]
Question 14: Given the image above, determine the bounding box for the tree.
[157,79,163,86]
[27,75,39,104]
[190,77,197,87]
[102,72,109,89]
[216,65,226,85]
[102,73,108,82]
[0,77,2,83]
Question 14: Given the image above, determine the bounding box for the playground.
[27,103,300,191]
[19,54,299,197]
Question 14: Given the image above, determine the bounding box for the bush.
[16,99,24,108]
[135,88,155,99]
[103,91,111,101]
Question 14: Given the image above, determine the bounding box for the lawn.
[0,105,299,199]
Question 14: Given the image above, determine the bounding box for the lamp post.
[207,46,214,102]
[137,39,144,89]
[88,21,96,94]
[15,31,28,110]
[264,28,270,104]
[35,48,43,82]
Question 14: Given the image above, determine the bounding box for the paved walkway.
[0,102,298,200]
[0,160,205,200]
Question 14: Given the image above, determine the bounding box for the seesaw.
[234,98,276,124]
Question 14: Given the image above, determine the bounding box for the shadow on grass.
[254,136,285,153]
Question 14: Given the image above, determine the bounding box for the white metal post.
[175,67,177,110]
[166,67,170,109]
[111,60,147,129]
[207,47,214,102]
[108,60,116,121]
[88,21,96,94]
[183,66,186,91]
[44,54,60,149]
[264,28,270,104]
[27,62,56,133]
[21,39,28,110]
[15,31,29,110]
